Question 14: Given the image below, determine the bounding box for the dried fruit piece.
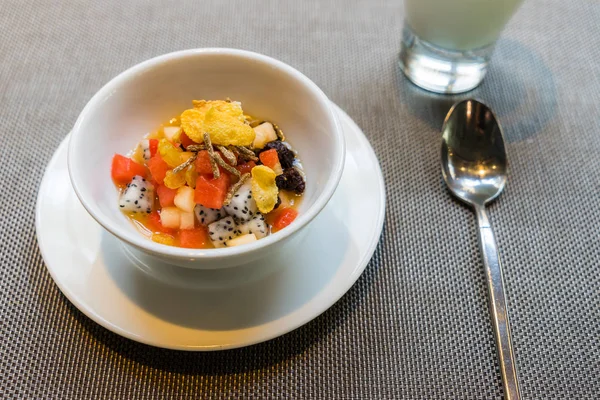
[185,167,198,188]
[158,139,182,168]
[251,165,279,214]
[163,169,187,189]
[275,167,305,194]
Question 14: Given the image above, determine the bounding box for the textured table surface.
[1,0,599,398]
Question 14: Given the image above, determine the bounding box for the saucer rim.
[35,103,386,350]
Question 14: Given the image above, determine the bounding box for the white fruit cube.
[179,211,195,230]
[163,126,181,141]
[272,161,283,175]
[252,122,277,149]
[226,233,258,247]
[174,186,195,213]
[160,207,180,229]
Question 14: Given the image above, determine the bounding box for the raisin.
[261,141,295,169]
[273,196,282,209]
[275,168,305,194]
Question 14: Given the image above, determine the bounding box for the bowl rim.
[68,48,345,261]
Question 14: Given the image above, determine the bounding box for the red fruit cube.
[147,155,170,185]
[272,207,298,231]
[148,139,159,158]
[259,149,280,170]
[179,227,210,248]
[180,132,196,149]
[236,160,256,175]
[156,184,177,207]
[194,174,231,209]
[111,154,147,185]
[195,151,213,175]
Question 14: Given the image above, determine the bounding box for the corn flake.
[193,100,245,122]
[204,107,255,146]
[251,165,278,214]
[180,109,206,143]
[182,100,255,146]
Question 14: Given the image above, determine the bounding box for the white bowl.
[68,48,345,269]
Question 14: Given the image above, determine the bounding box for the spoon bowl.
[441,99,521,400]
[441,99,507,206]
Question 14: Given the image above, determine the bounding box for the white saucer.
[36,104,385,351]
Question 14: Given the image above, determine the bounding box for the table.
[2,0,598,398]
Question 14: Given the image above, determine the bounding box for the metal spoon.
[441,99,521,400]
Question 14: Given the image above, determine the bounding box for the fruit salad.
[111,99,305,248]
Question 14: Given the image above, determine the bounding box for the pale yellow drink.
[405,0,523,51]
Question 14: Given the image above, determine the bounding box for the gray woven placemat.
[1,0,599,398]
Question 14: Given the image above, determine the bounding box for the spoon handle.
[475,206,521,400]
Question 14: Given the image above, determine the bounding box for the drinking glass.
[399,0,524,94]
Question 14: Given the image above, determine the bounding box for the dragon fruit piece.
[119,175,154,214]
[208,216,238,248]
[237,213,268,239]
[223,181,258,222]
[139,139,152,161]
[194,204,226,225]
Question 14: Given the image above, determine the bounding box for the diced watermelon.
[259,149,279,169]
[236,160,256,175]
[111,154,147,185]
[156,184,177,207]
[180,132,196,149]
[149,139,158,158]
[179,227,210,248]
[147,211,175,234]
[272,207,298,231]
[194,150,230,177]
[195,151,213,175]
[211,172,230,193]
[194,174,231,209]
[147,155,170,185]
